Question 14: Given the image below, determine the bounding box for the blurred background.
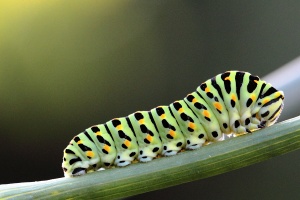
[1,1,300,199]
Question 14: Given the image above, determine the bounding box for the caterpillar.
[62,70,284,177]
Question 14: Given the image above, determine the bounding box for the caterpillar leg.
[186,143,202,150]
[163,149,178,156]
[139,155,153,162]
[185,134,207,149]
[70,168,87,176]
[97,167,106,171]
[243,113,267,132]
[162,143,184,156]
[115,157,131,167]
[138,146,161,162]
[114,152,136,167]
[151,106,186,157]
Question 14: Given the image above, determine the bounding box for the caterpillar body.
[62,71,284,177]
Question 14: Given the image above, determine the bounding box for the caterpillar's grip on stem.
[62,71,284,177]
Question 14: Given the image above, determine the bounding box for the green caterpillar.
[62,71,284,177]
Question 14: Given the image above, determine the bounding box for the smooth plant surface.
[1,116,300,199]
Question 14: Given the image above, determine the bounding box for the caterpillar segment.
[169,100,207,149]
[128,111,162,162]
[106,118,139,167]
[197,78,231,135]
[152,106,187,156]
[183,92,223,141]
[88,125,117,168]
[62,70,284,177]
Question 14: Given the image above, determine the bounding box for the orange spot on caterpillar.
[116,125,122,130]
[77,140,83,144]
[86,151,94,158]
[124,140,131,147]
[192,98,197,103]
[188,122,196,129]
[203,110,210,118]
[146,134,152,142]
[104,144,110,152]
[178,108,184,113]
[205,87,210,93]
[263,99,269,104]
[231,94,236,101]
[251,94,256,101]
[95,131,101,136]
[160,114,166,119]
[138,119,144,124]
[169,130,176,137]
[213,102,222,110]
[225,77,231,81]
[254,79,259,83]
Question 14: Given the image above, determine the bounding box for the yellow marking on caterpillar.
[275,91,282,98]
[104,144,110,152]
[263,98,270,105]
[225,77,231,81]
[146,134,152,142]
[139,119,144,124]
[116,125,122,130]
[213,102,222,110]
[86,151,94,158]
[124,140,131,147]
[203,110,210,118]
[251,94,256,101]
[205,87,210,93]
[254,79,259,83]
[160,114,166,119]
[178,108,184,113]
[231,94,236,101]
[188,122,196,129]
[95,131,101,136]
[169,130,176,137]
[77,140,83,144]
[192,98,197,103]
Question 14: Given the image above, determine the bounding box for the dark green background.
[1,1,299,199]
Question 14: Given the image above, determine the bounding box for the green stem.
[1,116,300,199]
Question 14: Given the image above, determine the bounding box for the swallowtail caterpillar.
[62,71,284,177]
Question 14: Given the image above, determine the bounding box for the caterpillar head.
[257,90,284,127]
